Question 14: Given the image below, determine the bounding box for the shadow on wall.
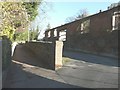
[12,44,54,70]
[3,59,83,88]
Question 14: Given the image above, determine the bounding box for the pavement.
[3,44,119,88]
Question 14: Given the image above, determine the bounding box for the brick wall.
[44,6,119,58]
[65,30,118,57]
[24,41,63,70]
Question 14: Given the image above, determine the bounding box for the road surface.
[3,44,119,88]
[3,45,81,88]
[56,51,118,88]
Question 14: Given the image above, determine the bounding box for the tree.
[0,2,28,40]
[46,23,51,30]
[66,9,89,23]
[29,26,40,41]
[15,31,29,41]
[22,1,42,21]
[0,1,42,41]
[108,1,120,9]
[75,9,89,20]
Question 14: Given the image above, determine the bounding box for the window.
[112,11,120,30]
[81,19,90,34]
[59,29,67,41]
[48,31,51,37]
[54,29,57,37]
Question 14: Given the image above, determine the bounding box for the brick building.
[44,5,119,56]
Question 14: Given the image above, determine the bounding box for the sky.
[35,1,119,39]
[47,2,112,28]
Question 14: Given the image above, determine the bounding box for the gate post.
[54,41,63,70]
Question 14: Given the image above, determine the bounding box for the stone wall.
[24,41,63,70]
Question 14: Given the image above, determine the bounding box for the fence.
[2,36,12,71]
[0,38,2,90]
[0,36,12,88]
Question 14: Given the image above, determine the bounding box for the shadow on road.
[3,61,83,88]
[63,51,118,67]
[10,44,96,88]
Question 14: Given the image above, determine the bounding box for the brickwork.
[44,6,119,57]
[24,41,63,70]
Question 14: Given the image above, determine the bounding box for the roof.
[46,5,119,32]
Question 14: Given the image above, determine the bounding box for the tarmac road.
[3,45,81,88]
[3,44,119,88]
[56,51,118,88]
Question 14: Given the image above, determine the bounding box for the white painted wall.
[12,42,18,56]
